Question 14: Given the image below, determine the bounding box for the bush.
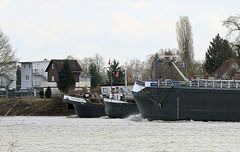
[45,86,52,98]
[39,90,44,98]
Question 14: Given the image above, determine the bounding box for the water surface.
[1,116,240,152]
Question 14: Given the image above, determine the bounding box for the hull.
[133,86,240,121]
[64,96,106,118]
[104,99,139,118]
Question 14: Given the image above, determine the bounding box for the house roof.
[213,60,239,78]
[45,59,82,72]
[213,59,235,77]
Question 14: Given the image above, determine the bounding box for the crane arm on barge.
[169,60,189,83]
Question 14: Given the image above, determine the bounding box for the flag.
[115,71,119,77]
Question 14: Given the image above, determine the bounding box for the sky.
[0,0,239,64]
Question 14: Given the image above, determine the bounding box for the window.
[26,75,29,81]
[24,65,26,68]
[52,63,54,69]
[51,76,54,81]
[29,65,31,68]
[34,77,37,84]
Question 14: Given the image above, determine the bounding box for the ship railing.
[189,79,240,89]
[138,79,240,89]
[157,79,240,89]
[158,79,187,87]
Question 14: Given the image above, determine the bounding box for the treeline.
[75,14,240,87]
[0,15,240,90]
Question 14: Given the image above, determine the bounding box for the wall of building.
[32,61,49,88]
[21,63,33,90]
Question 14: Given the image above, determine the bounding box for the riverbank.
[0,97,74,116]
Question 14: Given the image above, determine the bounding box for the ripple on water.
[1,116,240,152]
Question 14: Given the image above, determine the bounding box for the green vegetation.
[57,60,76,94]
[89,63,101,88]
[107,59,125,85]
[203,34,233,75]
[45,86,52,98]
[39,90,44,98]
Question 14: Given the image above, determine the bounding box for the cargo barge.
[63,95,106,118]
[132,79,240,121]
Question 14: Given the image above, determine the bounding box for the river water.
[1,116,240,152]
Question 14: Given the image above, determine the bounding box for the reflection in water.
[1,116,240,152]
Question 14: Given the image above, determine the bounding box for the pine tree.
[45,86,52,98]
[204,34,233,75]
[107,59,124,85]
[89,63,101,88]
[57,60,76,94]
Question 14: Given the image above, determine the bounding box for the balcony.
[33,69,44,75]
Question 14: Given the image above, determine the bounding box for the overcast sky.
[0,0,239,64]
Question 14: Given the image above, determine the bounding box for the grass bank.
[0,97,74,116]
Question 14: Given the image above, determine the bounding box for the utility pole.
[124,68,127,89]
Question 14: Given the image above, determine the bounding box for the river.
[1,116,240,152]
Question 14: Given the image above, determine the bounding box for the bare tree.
[125,58,146,83]
[176,16,194,78]
[223,14,240,65]
[79,57,93,75]
[223,14,240,37]
[79,54,105,74]
[0,30,17,76]
[93,53,105,73]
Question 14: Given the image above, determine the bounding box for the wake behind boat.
[63,95,106,118]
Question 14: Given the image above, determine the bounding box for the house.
[20,59,50,91]
[45,59,91,94]
[213,60,239,79]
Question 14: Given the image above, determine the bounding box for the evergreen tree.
[204,34,233,75]
[16,65,21,91]
[89,63,101,88]
[45,86,52,98]
[107,59,124,85]
[57,60,76,94]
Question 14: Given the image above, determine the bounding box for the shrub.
[39,90,44,98]
[45,86,52,98]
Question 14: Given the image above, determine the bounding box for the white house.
[20,59,91,95]
[20,59,50,91]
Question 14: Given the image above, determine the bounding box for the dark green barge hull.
[64,98,106,118]
[133,86,240,121]
[104,101,139,118]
